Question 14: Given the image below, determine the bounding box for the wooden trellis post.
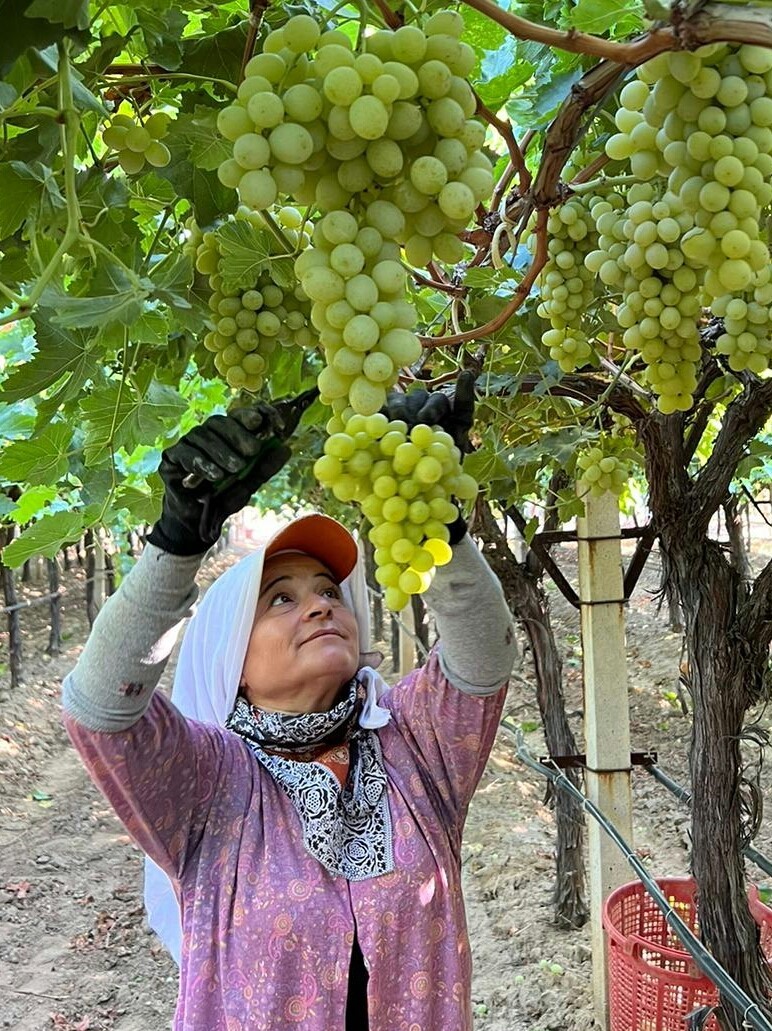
[577,493,633,1030]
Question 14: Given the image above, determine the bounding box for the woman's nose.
[304,595,333,620]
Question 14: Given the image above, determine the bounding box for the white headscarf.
[143,522,391,965]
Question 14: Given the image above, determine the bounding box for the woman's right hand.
[147,400,298,556]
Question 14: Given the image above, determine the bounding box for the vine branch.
[474,92,531,191]
[419,207,548,349]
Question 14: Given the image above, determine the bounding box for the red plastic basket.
[602,877,772,1031]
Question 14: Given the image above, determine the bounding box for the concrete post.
[577,493,633,1030]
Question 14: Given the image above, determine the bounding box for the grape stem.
[569,152,610,186]
[412,270,465,296]
[474,93,531,191]
[419,207,549,349]
[401,369,460,389]
[570,173,641,194]
[102,68,238,95]
[240,0,270,83]
[369,0,403,30]
[258,209,297,254]
[0,42,82,329]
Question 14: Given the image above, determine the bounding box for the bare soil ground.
[0,541,768,1030]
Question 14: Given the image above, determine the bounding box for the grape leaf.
[2,510,84,567]
[0,162,40,237]
[167,106,231,171]
[0,317,97,404]
[12,484,57,523]
[114,479,163,524]
[43,265,151,329]
[0,422,72,485]
[80,379,187,464]
[216,221,272,292]
[566,0,644,35]
[25,0,89,29]
[178,23,248,82]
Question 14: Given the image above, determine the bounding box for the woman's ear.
[358,649,384,669]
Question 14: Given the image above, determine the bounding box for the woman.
[62,384,517,1031]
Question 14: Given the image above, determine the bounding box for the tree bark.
[363,537,383,641]
[84,528,98,628]
[724,496,751,579]
[664,537,772,1029]
[46,557,61,656]
[477,504,588,929]
[411,593,429,654]
[0,528,22,688]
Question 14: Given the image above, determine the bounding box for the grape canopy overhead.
[2,0,772,599]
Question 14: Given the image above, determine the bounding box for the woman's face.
[240,552,360,713]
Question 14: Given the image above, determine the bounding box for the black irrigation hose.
[501,716,772,1031]
[645,763,772,881]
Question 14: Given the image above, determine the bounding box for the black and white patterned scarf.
[225,677,394,880]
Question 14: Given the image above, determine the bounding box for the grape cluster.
[605,44,772,393]
[296,204,422,417]
[214,12,493,267]
[313,411,477,610]
[196,210,315,391]
[576,441,630,499]
[589,183,703,414]
[102,112,172,174]
[535,194,608,372]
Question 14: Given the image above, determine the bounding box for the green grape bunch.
[313,411,477,610]
[296,203,423,417]
[575,440,631,499]
[533,193,618,373]
[604,43,772,401]
[101,112,172,174]
[195,208,316,391]
[214,12,494,270]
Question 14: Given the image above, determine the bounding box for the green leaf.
[80,379,187,464]
[0,81,18,110]
[567,0,644,35]
[12,484,56,522]
[25,0,89,29]
[43,267,150,329]
[115,479,163,524]
[168,106,231,171]
[0,316,97,404]
[2,509,84,567]
[216,221,273,292]
[0,162,39,237]
[178,23,247,83]
[30,46,107,115]
[0,401,36,439]
[140,7,188,69]
[463,443,513,487]
[0,422,72,485]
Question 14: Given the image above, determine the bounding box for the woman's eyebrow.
[260,574,291,596]
[260,571,338,596]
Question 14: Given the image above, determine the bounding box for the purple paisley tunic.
[64,651,507,1031]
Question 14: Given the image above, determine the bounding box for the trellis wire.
[645,763,772,881]
[504,718,772,1031]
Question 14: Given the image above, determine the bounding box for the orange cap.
[264,514,358,584]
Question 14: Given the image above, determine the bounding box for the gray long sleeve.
[423,534,518,696]
[61,543,203,732]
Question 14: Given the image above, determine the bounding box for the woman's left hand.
[381,370,476,453]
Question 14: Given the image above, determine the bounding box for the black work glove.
[383,370,476,544]
[383,370,476,453]
[147,404,291,556]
